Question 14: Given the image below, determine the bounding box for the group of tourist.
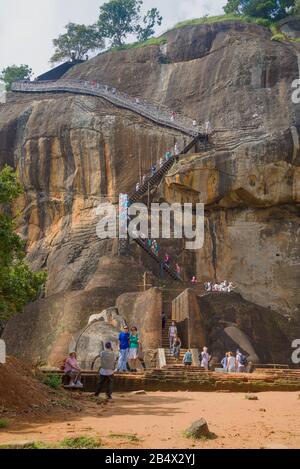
[204,280,236,293]
[63,324,143,399]
[134,143,181,192]
[221,350,248,373]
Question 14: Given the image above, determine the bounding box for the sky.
[0,0,227,77]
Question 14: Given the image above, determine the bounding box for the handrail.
[11,79,206,138]
[11,79,204,281]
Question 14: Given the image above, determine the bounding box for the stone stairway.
[125,134,207,280]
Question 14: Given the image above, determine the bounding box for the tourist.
[236,350,247,373]
[165,150,172,161]
[94,342,116,400]
[168,321,177,353]
[128,327,140,372]
[183,349,193,367]
[159,157,164,167]
[152,240,159,256]
[193,120,197,127]
[136,182,140,192]
[174,142,180,156]
[200,346,211,371]
[205,120,212,134]
[221,352,229,371]
[64,352,83,388]
[227,351,236,372]
[191,276,198,284]
[142,174,147,184]
[173,336,182,362]
[164,253,171,267]
[162,311,166,330]
[151,164,156,175]
[228,281,236,292]
[170,111,176,122]
[175,263,182,279]
[116,325,130,372]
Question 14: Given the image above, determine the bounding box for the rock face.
[0,20,300,363]
[172,289,295,363]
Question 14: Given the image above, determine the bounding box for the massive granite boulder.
[0,20,299,363]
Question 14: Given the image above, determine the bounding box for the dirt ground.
[0,391,300,449]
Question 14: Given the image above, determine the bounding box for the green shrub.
[40,373,61,389]
[0,419,8,429]
[60,436,101,449]
[271,33,286,41]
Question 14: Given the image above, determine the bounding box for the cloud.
[0,0,226,76]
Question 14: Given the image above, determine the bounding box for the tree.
[98,0,142,47]
[50,22,105,64]
[136,8,163,42]
[224,0,242,15]
[224,0,295,19]
[0,166,46,322]
[98,0,163,47]
[0,65,32,91]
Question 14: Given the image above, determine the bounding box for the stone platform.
[41,367,300,393]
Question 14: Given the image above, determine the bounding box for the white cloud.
[0,0,226,76]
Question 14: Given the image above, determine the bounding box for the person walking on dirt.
[95,342,116,400]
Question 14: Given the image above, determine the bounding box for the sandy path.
[1,391,300,449]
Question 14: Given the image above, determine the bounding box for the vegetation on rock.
[50,23,105,63]
[224,0,296,20]
[97,0,162,47]
[0,166,46,322]
[0,65,32,91]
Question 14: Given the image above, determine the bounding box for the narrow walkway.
[11,79,205,138]
[11,79,206,282]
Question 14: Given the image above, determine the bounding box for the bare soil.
[0,390,300,449]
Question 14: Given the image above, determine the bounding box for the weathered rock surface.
[0,20,299,363]
[172,289,297,363]
[186,418,210,439]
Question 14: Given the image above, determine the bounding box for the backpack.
[240,354,247,366]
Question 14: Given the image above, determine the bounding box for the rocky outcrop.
[1,20,299,363]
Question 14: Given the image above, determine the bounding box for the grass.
[0,419,8,429]
[59,436,101,449]
[40,373,61,390]
[0,436,102,450]
[0,441,50,449]
[104,13,300,55]
[109,432,143,443]
[111,36,167,52]
[171,14,272,30]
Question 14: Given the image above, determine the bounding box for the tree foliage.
[98,0,162,46]
[224,0,296,19]
[0,65,32,91]
[0,166,46,321]
[50,22,105,64]
[136,8,163,42]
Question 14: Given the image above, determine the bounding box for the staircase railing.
[11,79,206,138]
